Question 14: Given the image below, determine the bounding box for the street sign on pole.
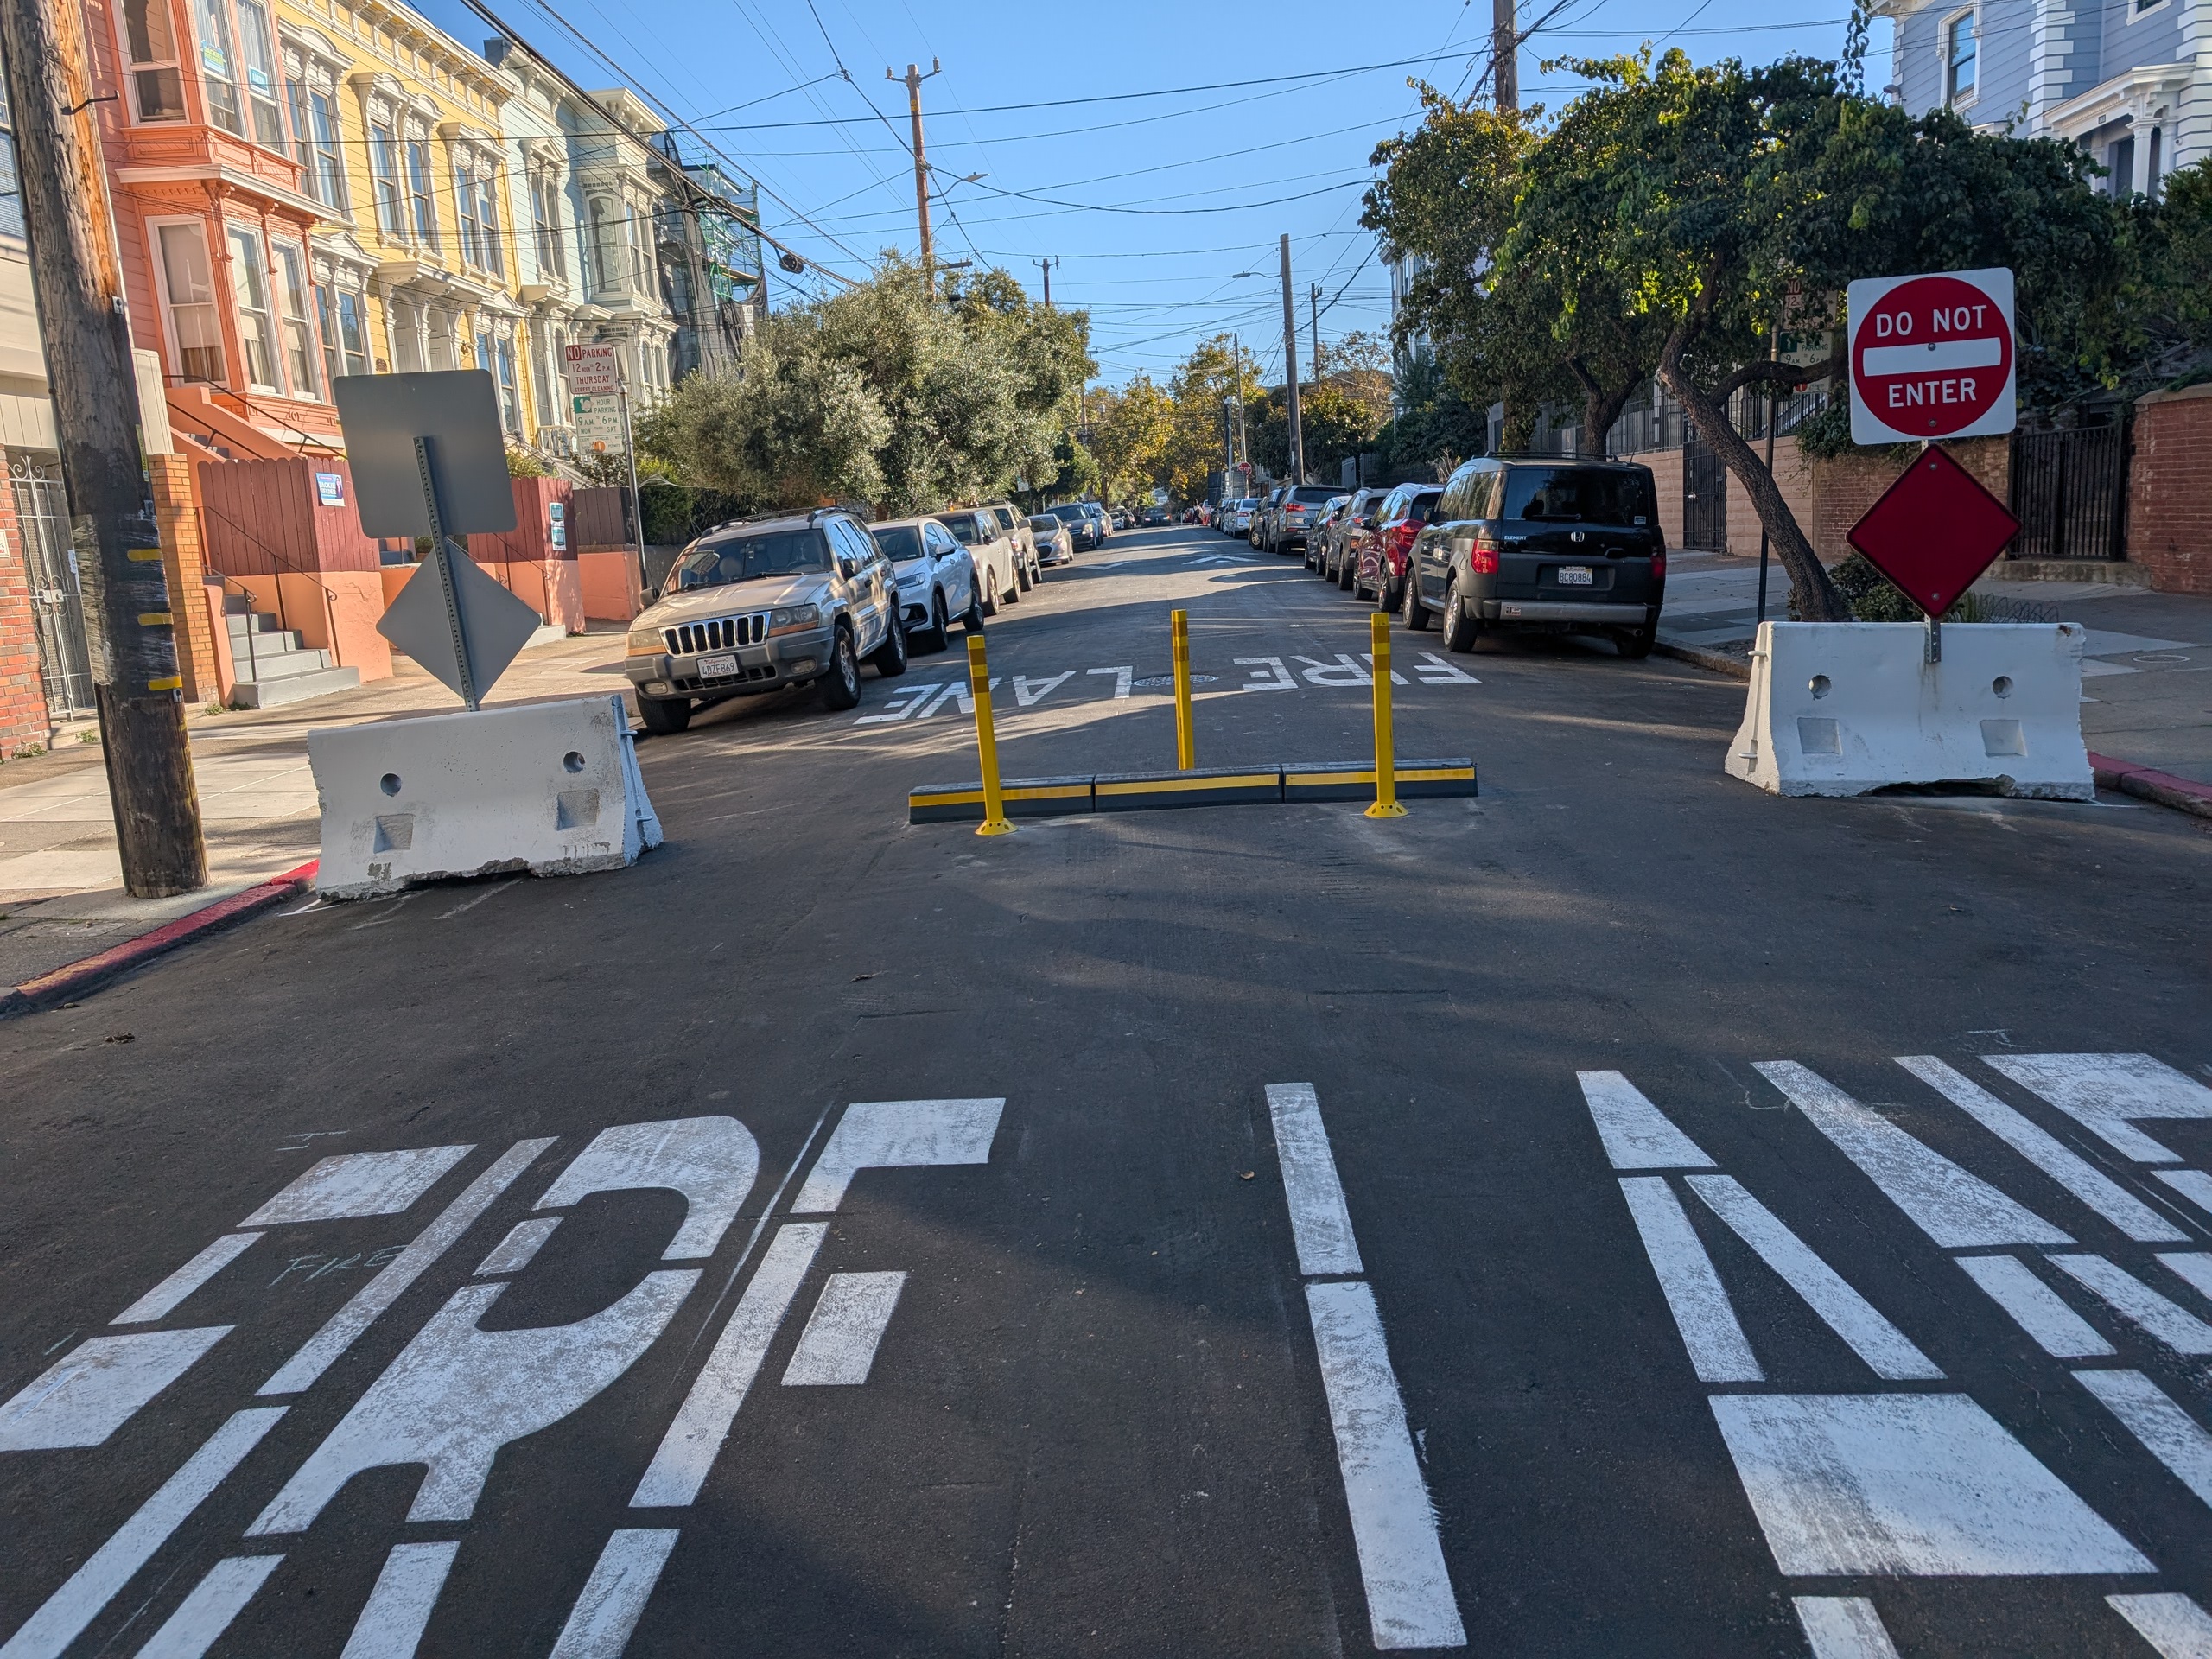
[572,393,624,448]
[565,341,622,397]
[1847,446,2021,619]
[1847,268,2016,444]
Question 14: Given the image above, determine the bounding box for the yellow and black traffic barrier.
[1365,610,1407,818]
[967,633,1014,836]
[1094,766,1281,811]
[1171,607,1196,771]
[1282,759,1477,803]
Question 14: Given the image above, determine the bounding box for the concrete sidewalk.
[1658,550,2212,791]
[0,632,636,987]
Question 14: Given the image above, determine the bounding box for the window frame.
[115,0,188,124]
[404,130,439,249]
[1942,5,1979,109]
[274,240,317,400]
[149,215,227,384]
[225,225,282,392]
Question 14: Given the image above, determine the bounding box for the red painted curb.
[2088,753,2212,819]
[3,859,320,1018]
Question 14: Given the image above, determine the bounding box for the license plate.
[1559,565,1594,586]
[696,652,739,679]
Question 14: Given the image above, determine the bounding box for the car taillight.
[1392,522,1419,556]
[1651,549,1667,580]
[1468,538,1499,575]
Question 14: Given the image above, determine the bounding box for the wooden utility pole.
[1492,0,1518,111]
[887,59,941,284]
[0,0,206,894]
[1035,256,1058,308]
[1310,283,1322,381]
[1279,234,1304,484]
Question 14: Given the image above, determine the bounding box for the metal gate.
[2009,419,2127,562]
[1682,438,1727,551]
[12,460,95,716]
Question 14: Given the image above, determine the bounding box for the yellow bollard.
[1365,610,1406,818]
[968,633,1014,836]
[1171,607,1195,771]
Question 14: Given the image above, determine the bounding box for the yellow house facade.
[269,0,542,446]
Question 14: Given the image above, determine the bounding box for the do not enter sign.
[1847,267,2015,444]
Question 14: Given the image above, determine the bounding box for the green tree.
[1158,335,1263,503]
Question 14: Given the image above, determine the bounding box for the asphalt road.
[3,522,2210,1658]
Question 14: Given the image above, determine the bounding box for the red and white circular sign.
[1847,268,2016,444]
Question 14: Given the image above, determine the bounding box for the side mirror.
[837,557,859,580]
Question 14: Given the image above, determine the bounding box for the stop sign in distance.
[1847,268,2016,444]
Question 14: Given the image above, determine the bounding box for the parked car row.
[624,494,1097,734]
[1295,459,1666,658]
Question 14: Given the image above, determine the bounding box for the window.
[496,338,519,434]
[452,152,502,275]
[456,157,485,267]
[156,222,225,382]
[1500,466,1656,526]
[475,164,502,277]
[427,308,456,370]
[0,75,18,238]
[588,198,616,294]
[227,228,279,390]
[276,244,315,397]
[405,137,437,246]
[1945,11,1977,105]
[531,172,565,280]
[366,118,403,234]
[391,303,423,372]
[285,67,346,208]
[2108,135,2136,198]
[194,0,242,134]
[119,0,186,121]
[234,0,281,144]
[314,278,367,384]
[531,329,554,428]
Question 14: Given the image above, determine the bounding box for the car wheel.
[819,625,862,709]
[1440,579,1480,653]
[634,693,690,735]
[1402,572,1429,631]
[870,608,908,677]
[962,581,986,633]
[923,591,950,652]
[1337,551,1356,591]
[1616,624,1656,660]
[1004,563,1021,603]
[1017,557,1034,591]
[978,571,1000,617]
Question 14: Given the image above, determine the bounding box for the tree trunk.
[1657,328,1849,622]
[1565,361,1637,460]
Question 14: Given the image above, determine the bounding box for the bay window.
[226,227,279,391]
[276,244,316,397]
[406,136,438,246]
[119,0,186,122]
[314,277,369,385]
[283,52,346,209]
[369,116,403,236]
[194,0,241,135]
[234,0,281,144]
[496,336,520,434]
[156,221,225,382]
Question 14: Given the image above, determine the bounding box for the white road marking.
[474,1217,561,1276]
[2162,1252,2212,1308]
[0,1327,232,1451]
[1955,1255,2114,1357]
[791,1098,1004,1214]
[251,1269,700,1531]
[535,1117,759,1262]
[1296,653,1376,687]
[1685,1175,1945,1380]
[1754,1061,2073,1248]
[2075,1370,2212,1508]
[1410,652,1479,685]
[0,1405,288,1659]
[431,878,519,920]
[1305,1281,1467,1651]
[1357,653,1409,685]
[2108,1592,2212,1657]
[113,1233,263,1324]
[632,1223,827,1509]
[241,1145,474,1227]
[2045,1254,2212,1355]
[854,682,947,724]
[1618,1178,1762,1382]
[1793,1596,1902,1659]
[337,1541,458,1658]
[1984,1053,2212,1165]
[1265,1083,1364,1277]
[1710,1392,2152,1576]
[134,1555,283,1657]
[259,1138,556,1397]
[1578,1071,1717,1170]
[1896,1056,2189,1243]
[1087,665,1133,698]
[1234,656,1296,692]
[2157,1170,2212,1219]
[548,1529,680,1658]
[1011,671,1075,707]
[781,1271,906,1386]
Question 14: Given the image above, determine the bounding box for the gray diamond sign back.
[375,540,544,709]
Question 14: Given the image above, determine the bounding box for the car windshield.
[871,524,925,563]
[993,506,1016,526]
[1502,467,1656,525]
[664,529,825,592]
[1028,518,1058,535]
[1291,486,1337,505]
[1049,505,1086,522]
[932,514,982,545]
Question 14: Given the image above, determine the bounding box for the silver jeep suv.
[625,508,906,735]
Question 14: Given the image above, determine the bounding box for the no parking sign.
[1847,267,2015,443]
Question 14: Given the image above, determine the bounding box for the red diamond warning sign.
[1847,447,2021,619]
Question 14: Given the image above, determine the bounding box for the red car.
[1354,484,1445,611]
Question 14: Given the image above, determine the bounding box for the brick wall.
[0,446,53,754]
[1808,436,2009,565]
[1727,435,1817,559]
[149,454,219,705]
[2126,384,2212,595]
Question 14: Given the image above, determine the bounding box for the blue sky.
[416,0,1890,389]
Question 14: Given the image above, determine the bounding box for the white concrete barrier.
[310,694,663,899]
[1726,621,2094,801]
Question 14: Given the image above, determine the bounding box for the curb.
[2088,753,2212,821]
[1,859,320,1019]
[1656,637,1752,680]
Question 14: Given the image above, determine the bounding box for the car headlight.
[769,603,821,632]
[626,627,664,656]
[896,570,925,588]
